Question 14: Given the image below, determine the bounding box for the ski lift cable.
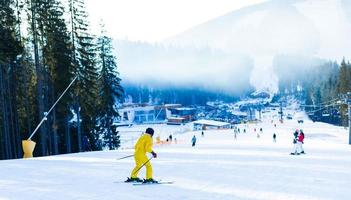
[301,97,341,107]
[305,102,343,114]
[320,98,341,105]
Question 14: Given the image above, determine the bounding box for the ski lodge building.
[193,119,231,130]
[118,104,196,125]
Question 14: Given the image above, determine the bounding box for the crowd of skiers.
[233,124,306,156]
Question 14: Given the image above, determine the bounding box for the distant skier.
[191,135,197,147]
[297,130,305,154]
[243,129,246,133]
[234,131,237,140]
[201,131,204,137]
[82,135,92,151]
[126,128,158,183]
[290,129,299,155]
[169,134,173,141]
[260,128,263,133]
[156,136,161,144]
[273,133,276,143]
[238,128,240,133]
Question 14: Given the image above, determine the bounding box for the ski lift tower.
[278,101,283,122]
[347,92,351,145]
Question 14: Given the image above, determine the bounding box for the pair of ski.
[290,152,306,155]
[132,181,173,186]
[122,180,173,186]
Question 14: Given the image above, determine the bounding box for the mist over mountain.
[114,0,351,101]
[114,40,254,96]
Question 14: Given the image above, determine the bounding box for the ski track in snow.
[0,111,351,200]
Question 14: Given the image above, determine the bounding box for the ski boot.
[125,177,143,183]
[143,178,158,184]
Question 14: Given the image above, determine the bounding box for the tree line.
[0,0,123,160]
[298,60,351,126]
[273,57,350,126]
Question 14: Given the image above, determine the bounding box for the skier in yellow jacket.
[126,128,157,183]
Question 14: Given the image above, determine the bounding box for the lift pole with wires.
[348,92,351,145]
[279,101,283,122]
[348,101,351,145]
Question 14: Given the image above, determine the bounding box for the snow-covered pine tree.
[96,23,123,150]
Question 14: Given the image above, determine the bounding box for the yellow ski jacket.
[134,133,153,155]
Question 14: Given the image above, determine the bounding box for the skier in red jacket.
[297,130,305,154]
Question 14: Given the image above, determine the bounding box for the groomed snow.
[193,119,231,127]
[1,111,351,200]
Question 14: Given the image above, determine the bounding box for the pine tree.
[16,43,36,143]
[96,23,123,150]
[338,58,350,94]
[338,58,351,126]
[26,0,74,156]
[69,0,99,151]
[0,0,23,159]
[42,0,74,155]
[27,0,49,156]
[0,1,22,61]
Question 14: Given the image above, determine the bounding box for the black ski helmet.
[145,128,154,136]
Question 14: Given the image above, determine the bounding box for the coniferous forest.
[0,0,123,160]
[304,60,351,126]
[276,59,351,127]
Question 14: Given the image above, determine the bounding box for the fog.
[114,40,254,95]
[114,0,351,96]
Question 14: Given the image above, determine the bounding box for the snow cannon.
[21,76,78,159]
[22,140,36,158]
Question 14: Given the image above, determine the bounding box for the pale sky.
[85,0,267,43]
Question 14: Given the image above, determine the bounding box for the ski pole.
[116,154,134,160]
[134,157,153,174]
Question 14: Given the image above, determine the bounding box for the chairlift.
[307,112,314,116]
[322,110,330,117]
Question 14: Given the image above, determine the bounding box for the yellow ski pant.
[131,153,152,179]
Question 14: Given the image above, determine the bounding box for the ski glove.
[151,151,157,158]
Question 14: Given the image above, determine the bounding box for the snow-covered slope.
[1,112,351,200]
